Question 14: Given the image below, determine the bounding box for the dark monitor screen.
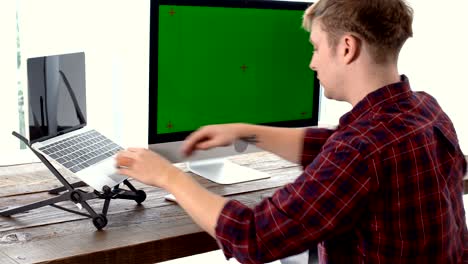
[27,52,87,144]
[149,0,318,145]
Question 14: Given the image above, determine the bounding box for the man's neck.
[347,64,400,107]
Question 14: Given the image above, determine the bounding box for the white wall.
[2,0,468,165]
[318,0,468,153]
[17,0,150,148]
[399,0,468,152]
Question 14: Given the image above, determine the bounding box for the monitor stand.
[187,157,270,185]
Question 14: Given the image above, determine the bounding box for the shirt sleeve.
[300,127,336,168]
[215,143,371,264]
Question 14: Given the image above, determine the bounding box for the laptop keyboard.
[39,130,123,173]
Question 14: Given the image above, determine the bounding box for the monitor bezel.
[149,0,318,144]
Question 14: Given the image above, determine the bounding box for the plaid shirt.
[215,76,468,263]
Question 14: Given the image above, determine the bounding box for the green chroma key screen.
[155,3,317,135]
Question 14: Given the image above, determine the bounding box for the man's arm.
[239,124,336,165]
[236,124,306,163]
[117,134,364,263]
[299,126,336,167]
[116,148,227,237]
[182,123,336,164]
[164,169,227,237]
[214,144,372,263]
[168,126,336,239]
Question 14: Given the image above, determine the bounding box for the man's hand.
[116,148,227,238]
[181,123,244,157]
[115,148,181,189]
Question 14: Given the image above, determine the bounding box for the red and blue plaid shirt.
[215,76,468,263]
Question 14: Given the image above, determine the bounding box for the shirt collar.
[338,75,412,128]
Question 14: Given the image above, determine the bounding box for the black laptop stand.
[0,131,146,230]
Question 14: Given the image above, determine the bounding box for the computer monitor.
[148,0,319,184]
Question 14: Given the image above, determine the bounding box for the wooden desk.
[1,153,467,264]
[0,152,301,264]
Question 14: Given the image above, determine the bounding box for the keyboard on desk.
[39,130,123,173]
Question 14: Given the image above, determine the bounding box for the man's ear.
[341,34,361,64]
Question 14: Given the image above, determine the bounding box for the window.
[0,1,26,165]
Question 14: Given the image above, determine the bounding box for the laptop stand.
[0,131,146,230]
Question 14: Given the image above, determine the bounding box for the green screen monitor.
[149,0,318,184]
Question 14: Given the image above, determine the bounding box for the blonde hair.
[302,0,413,64]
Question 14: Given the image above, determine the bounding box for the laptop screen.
[27,52,87,144]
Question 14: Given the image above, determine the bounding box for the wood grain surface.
[0,152,299,264]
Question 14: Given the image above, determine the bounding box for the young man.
[116,0,467,263]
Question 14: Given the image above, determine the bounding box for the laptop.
[26,51,127,192]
